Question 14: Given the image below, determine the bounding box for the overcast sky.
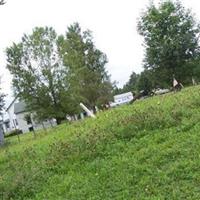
[0,0,200,105]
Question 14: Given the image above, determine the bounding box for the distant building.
[4,97,56,133]
[110,92,134,107]
[6,96,19,131]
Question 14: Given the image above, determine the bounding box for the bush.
[5,129,23,138]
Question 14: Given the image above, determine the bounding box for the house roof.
[14,102,27,114]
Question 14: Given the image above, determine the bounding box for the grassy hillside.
[1,86,200,199]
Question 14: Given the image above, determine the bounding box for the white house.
[5,97,56,133]
[0,119,10,134]
[5,97,19,131]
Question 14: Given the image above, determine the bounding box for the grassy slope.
[1,86,200,199]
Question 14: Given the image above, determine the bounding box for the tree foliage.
[137,70,153,94]
[0,0,5,5]
[58,23,113,110]
[123,71,139,93]
[6,27,69,124]
[138,0,200,86]
[7,23,113,123]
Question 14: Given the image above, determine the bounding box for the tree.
[58,23,113,110]
[0,0,6,5]
[123,71,139,93]
[137,70,153,94]
[6,27,69,124]
[138,0,200,87]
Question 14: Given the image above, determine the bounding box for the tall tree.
[137,70,153,94]
[138,0,200,87]
[6,27,69,124]
[58,23,113,110]
[123,71,139,93]
[0,0,6,5]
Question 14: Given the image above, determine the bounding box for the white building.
[5,97,56,133]
[6,97,19,131]
[110,92,134,107]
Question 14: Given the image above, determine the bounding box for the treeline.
[5,0,200,124]
[6,23,113,124]
[116,0,200,95]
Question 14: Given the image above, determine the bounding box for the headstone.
[80,113,84,119]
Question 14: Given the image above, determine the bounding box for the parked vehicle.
[153,88,170,95]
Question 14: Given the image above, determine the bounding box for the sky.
[0,0,200,106]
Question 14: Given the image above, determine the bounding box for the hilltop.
[1,86,200,199]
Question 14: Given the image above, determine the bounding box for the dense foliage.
[58,23,113,110]
[0,0,5,5]
[138,0,200,87]
[6,24,113,123]
[6,27,68,124]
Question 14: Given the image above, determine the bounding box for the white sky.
[0,0,200,106]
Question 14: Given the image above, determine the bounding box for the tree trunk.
[56,118,62,125]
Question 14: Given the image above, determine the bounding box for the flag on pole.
[173,78,178,87]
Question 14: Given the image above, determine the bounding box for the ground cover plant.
[1,86,200,199]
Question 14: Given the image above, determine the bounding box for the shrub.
[5,129,23,138]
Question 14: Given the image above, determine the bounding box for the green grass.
[1,86,200,199]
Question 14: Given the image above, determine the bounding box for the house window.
[13,119,15,127]
[15,119,18,126]
[5,122,10,129]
